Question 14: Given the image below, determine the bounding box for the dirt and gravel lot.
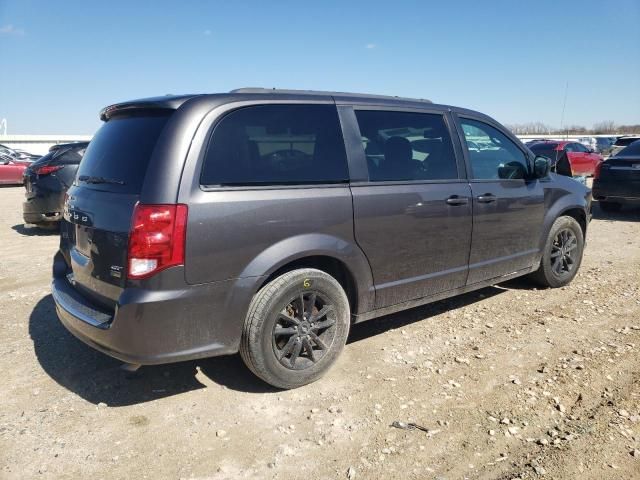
[0,185,639,480]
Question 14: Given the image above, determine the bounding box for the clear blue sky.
[1,0,639,134]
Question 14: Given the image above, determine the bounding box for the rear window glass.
[615,137,640,146]
[616,140,640,156]
[77,112,171,193]
[530,144,560,161]
[54,146,86,165]
[201,105,348,186]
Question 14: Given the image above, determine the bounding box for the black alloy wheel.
[272,292,337,370]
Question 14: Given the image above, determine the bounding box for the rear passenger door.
[455,116,545,285]
[343,107,472,308]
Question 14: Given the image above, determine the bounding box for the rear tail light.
[593,161,603,180]
[35,165,63,175]
[127,204,188,279]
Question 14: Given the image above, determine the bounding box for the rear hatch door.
[60,112,173,308]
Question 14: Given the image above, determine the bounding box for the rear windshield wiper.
[78,175,126,185]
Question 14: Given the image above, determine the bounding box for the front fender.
[534,178,590,265]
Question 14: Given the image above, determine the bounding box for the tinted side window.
[460,118,528,180]
[354,110,458,181]
[573,143,589,153]
[530,144,560,162]
[201,105,348,186]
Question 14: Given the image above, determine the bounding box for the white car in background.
[577,136,597,151]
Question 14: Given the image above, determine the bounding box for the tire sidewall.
[540,216,584,288]
[247,269,350,389]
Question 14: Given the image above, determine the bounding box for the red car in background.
[0,153,30,185]
[529,140,603,176]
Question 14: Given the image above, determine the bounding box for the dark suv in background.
[23,142,89,227]
[593,139,640,211]
[52,89,591,389]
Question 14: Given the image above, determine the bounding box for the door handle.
[477,194,497,203]
[446,195,468,206]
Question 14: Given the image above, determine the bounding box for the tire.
[530,216,584,288]
[599,201,622,213]
[240,268,350,389]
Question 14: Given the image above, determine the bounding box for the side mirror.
[533,156,551,178]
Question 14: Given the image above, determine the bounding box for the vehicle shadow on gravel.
[12,224,59,236]
[31,286,512,404]
[592,203,640,222]
[348,285,506,344]
[29,295,278,406]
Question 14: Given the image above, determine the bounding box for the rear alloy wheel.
[272,291,337,370]
[599,201,622,213]
[530,216,584,288]
[240,269,350,389]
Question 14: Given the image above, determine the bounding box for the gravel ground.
[1,185,639,480]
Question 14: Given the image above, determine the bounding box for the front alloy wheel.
[550,228,578,278]
[530,215,584,288]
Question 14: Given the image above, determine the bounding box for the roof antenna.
[559,81,569,139]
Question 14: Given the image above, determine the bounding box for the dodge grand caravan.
[52,89,591,388]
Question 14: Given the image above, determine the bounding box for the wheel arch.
[559,206,588,238]
[238,233,375,316]
[535,194,589,266]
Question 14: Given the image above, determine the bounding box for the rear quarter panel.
[176,101,375,314]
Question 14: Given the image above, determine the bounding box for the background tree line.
[506,121,640,135]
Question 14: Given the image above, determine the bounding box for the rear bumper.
[23,192,63,224]
[592,180,640,203]
[52,251,263,365]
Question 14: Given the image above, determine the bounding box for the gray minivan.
[52,89,591,388]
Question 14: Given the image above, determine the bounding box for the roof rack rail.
[229,87,432,104]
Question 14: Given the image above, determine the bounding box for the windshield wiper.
[78,175,125,185]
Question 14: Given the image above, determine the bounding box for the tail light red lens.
[593,161,603,180]
[127,204,188,279]
[35,165,63,175]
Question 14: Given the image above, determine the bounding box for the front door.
[456,116,545,285]
[347,108,472,308]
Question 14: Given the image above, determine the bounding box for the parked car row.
[576,136,617,156]
[1,156,29,184]
[528,140,603,177]
[0,143,41,162]
[609,135,640,157]
[524,135,639,158]
[0,147,34,184]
